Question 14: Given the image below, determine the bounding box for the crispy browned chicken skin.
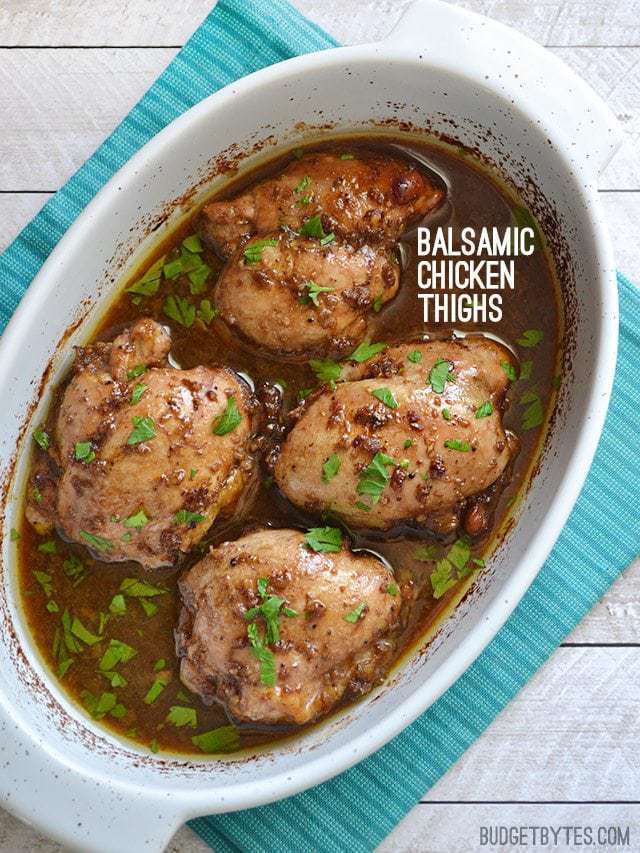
[215,230,399,358]
[26,318,256,568]
[274,338,518,533]
[200,151,444,259]
[177,528,401,726]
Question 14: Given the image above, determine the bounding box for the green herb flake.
[130,383,147,405]
[517,329,544,348]
[356,451,394,506]
[33,427,50,451]
[74,441,95,463]
[343,602,366,623]
[247,622,276,687]
[119,577,166,598]
[299,215,325,239]
[475,401,494,419]
[163,294,196,327]
[442,408,452,421]
[127,364,147,380]
[430,559,457,599]
[372,295,383,313]
[322,453,341,483]
[309,358,342,386]
[191,725,240,754]
[520,360,533,380]
[520,392,545,430]
[166,706,198,728]
[101,670,127,688]
[127,415,156,445]
[447,538,472,573]
[348,340,388,363]
[63,554,86,583]
[46,600,59,613]
[299,280,334,307]
[243,238,278,264]
[144,672,170,705]
[501,361,517,382]
[305,526,343,553]
[10,528,20,542]
[109,594,126,616]
[182,234,203,254]
[153,658,166,672]
[197,298,217,325]
[298,387,313,402]
[123,509,149,529]
[80,531,113,552]
[387,582,400,596]
[212,396,242,436]
[371,387,398,409]
[149,737,159,754]
[403,439,414,449]
[163,258,183,280]
[340,153,355,160]
[188,264,211,294]
[37,540,57,555]
[444,438,471,452]
[295,175,312,194]
[429,358,455,394]
[414,544,439,562]
[126,255,165,298]
[71,616,102,646]
[140,599,158,617]
[174,509,206,525]
[407,350,422,364]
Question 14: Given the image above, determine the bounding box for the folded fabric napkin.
[1,1,638,851]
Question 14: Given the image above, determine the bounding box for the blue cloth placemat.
[1,1,638,850]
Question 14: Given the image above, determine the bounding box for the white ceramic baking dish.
[0,1,622,849]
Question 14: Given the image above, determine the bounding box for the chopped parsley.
[182,234,203,253]
[197,298,217,325]
[127,415,156,445]
[130,383,147,405]
[309,358,342,386]
[387,582,400,596]
[516,329,544,348]
[475,401,494,419]
[70,616,102,646]
[444,438,471,452]
[520,360,533,380]
[520,390,544,430]
[175,509,206,525]
[295,175,312,194]
[371,387,398,409]
[163,294,196,327]
[428,358,455,394]
[442,408,452,421]
[430,559,457,599]
[33,427,50,451]
[99,639,137,671]
[123,509,149,529]
[33,570,53,597]
[119,577,166,598]
[340,153,355,160]
[144,672,170,705]
[501,361,517,382]
[80,531,113,552]
[9,528,20,542]
[109,594,126,616]
[37,540,56,555]
[322,453,341,483]
[373,295,383,313]
[166,706,197,728]
[348,340,388,363]
[74,441,95,462]
[300,214,335,245]
[243,238,278,264]
[430,537,482,599]
[356,451,394,506]
[126,255,165,298]
[300,280,334,306]
[343,602,366,623]
[212,396,242,435]
[191,725,240,754]
[414,544,439,562]
[407,350,422,364]
[305,526,343,553]
[247,622,276,687]
[244,578,297,646]
[127,364,146,379]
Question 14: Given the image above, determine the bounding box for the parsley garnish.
[501,361,517,382]
[387,582,400,596]
[430,537,481,598]
[348,340,388,363]
[243,238,278,264]
[166,706,197,728]
[127,364,146,379]
[305,526,343,553]
[175,509,206,525]
[33,569,53,597]
[372,295,383,313]
[197,298,217,325]
[109,594,126,616]
[295,175,312,194]
[322,453,341,483]
[163,294,195,327]
[428,358,455,394]
[442,408,452,421]
[33,427,50,451]
[517,329,544,348]
[144,672,170,705]
[520,360,533,380]
[300,280,334,306]
[300,215,325,238]
[119,577,166,597]
[126,255,165,298]
[407,350,422,363]
[130,383,147,405]
[247,622,276,687]
[123,509,149,529]
[127,415,156,445]
[520,391,544,430]
[74,441,95,462]
[191,726,240,754]
[80,531,113,552]
[444,438,471,452]
[38,540,56,555]
[212,396,242,435]
[70,616,102,646]
[475,401,493,419]
[309,358,342,386]
[430,559,457,599]
[99,639,137,671]
[356,452,394,506]
[371,388,398,409]
[343,602,366,623]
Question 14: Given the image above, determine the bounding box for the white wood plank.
[3,0,640,48]
[568,558,640,644]
[0,46,637,192]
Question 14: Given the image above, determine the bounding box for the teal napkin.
[0,1,638,850]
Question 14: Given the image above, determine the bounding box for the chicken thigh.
[274,338,518,533]
[27,318,257,568]
[177,528,401,726]
[215,230,399,358]
[200,150,444,258]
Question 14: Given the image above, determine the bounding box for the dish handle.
[386,0,624,178]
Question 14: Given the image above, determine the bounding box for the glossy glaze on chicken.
[18,139,561,756]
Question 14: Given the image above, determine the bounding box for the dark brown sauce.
[17,137,561,756]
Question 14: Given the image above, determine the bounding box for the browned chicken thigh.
[274,338,518,534]
[27,318,257,569]
[200,151,444,259]
[177,528,401,726]
[215,230,400,358]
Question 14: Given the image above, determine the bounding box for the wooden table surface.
[0,2,638,850]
